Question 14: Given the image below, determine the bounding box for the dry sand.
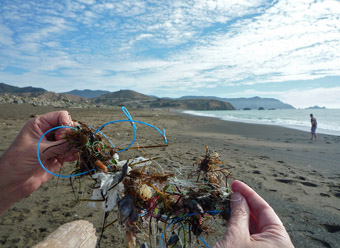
[0,104,339,248]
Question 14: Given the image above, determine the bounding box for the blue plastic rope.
[37,107,167,178]
[94,107,167,152]
[122,106,137,130]
[159,209,230,248]
[89,126,115,148]
[94,119,167,152]
[36,126,94,178]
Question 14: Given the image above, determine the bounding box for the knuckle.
[232,207,248,218]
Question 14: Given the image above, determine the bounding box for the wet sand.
[0,104,339,248]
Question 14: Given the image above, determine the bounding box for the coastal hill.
[62,89,110,98]
[1,82,292,110]
[91,90,235,110]
[0,83,235,110]
[31,91,86,102]
[226,96,294,110]
[180,96,295,110]
[0,82,85,102]
[306,105,326,109]
[93,89,154,107]
[68,89,294,110]
[0,82,46,94]
[149,98,235,110]
[96,89,152,101]
[0,83,88,107]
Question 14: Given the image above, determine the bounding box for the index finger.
[38,111,72,129]
[232,180,283,232]
[33,111,74,141]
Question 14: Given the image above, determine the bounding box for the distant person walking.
[310,114,317,140]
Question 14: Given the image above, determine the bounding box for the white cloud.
[77,0,95,5]
[43,41,60,48]
[1,0,340,108]
[134,33,153,42]
[93,3,114,11]
[280,87,340,109]
[17,42,41,53]
[20,17,71,43]
[167,0,340,87]
[0,22,14,46]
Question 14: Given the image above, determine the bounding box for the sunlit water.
[183,109,340,136]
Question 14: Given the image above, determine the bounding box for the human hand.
[0,111,77,215]
[213,180,294,248]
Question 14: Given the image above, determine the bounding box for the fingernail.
[231,192,243,206]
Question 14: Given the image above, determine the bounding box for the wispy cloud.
[77,0,96,5]
[0,0,340,107]
[281,87,340,109]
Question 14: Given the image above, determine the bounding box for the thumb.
[228,192,250,237]
[213,192,250,248]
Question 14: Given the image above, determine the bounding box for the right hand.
[213,180,294,248]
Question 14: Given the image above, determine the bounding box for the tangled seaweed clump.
[38,107,233,248]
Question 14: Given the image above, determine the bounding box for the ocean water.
[183,109,340,136]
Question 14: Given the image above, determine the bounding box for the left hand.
[0,111,77,215]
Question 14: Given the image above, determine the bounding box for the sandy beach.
[0,104,339,248]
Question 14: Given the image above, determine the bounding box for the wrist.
[0,148,27,215]
[0,182,23,216]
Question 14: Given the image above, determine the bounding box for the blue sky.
[1,0,340,108]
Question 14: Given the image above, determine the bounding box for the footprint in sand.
[258,155,270,159]
[331,191,340,198]
[39,227,48,233]
[275,178,318,188]
[300,182,318,187]
[328,184,340,198]
[321,223,340,233]
[275,179,295,184]
[307,236,332,248]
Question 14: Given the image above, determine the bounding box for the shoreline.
[177,110,340,177]
[0,104,339,248]
[182,109,340,137]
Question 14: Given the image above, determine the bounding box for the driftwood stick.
[32,220,97,248]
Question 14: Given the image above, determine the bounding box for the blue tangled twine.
[37,106,167,178]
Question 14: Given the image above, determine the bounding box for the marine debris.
[37,107,232,248]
